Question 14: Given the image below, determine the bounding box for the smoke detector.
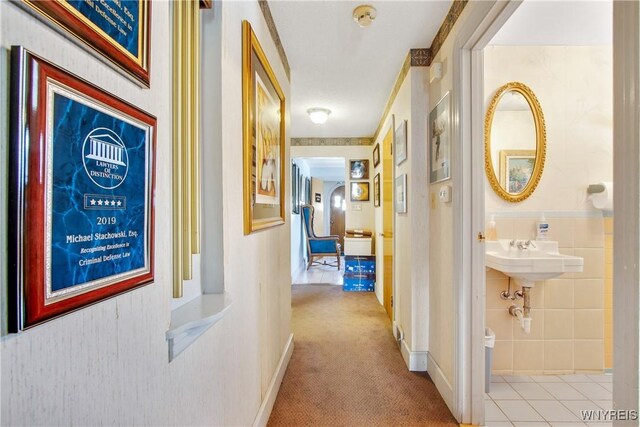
[353,5,377,28]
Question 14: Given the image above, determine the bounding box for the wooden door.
[382,128,394,320]
[330,186,345,252]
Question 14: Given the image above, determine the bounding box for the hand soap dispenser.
[536,214,549,240]
[487,215,498,241]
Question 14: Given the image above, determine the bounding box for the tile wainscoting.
[486,215,606,375]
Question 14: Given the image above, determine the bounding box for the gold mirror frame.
[484,82,546,203]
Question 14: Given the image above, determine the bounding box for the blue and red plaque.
[20,0,150,85]
[8,47,156,330]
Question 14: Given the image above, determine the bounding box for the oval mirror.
[484,82,546,203]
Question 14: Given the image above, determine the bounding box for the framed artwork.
[395,120,408,166]
[242,21,286,234]
[292,162,300,214]
[429,92,451,183]
[350,182,370,202]
[395,174,407,213]
[374,173,381,207]
[499,150,536,194]
[349,159,369,180]
[373,143,380,167]
[8,47,156,330]
[21,0,151,85]
[315,193,321,203]
[305,177,312,204]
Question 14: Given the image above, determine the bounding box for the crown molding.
[291,137,374,146]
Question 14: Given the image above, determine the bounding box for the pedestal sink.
[485,239,583,287]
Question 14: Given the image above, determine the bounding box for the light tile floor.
[293,256,344,285]
[485,374,613,426]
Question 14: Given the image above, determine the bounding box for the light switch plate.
[439,185,452,203]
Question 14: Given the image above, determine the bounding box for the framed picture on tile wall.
[21,0,151,85]
[242,21,286,234]
[395,120,408,166]
[8,47,156,330]
[429,92,451,183]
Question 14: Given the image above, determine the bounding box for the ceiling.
[490,1,612,46]
[269,1,452,138]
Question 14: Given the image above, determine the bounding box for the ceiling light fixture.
[307,108,332,124]
[353,5,377,28]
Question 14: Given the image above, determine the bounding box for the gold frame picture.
[350,182,370,202]
[242,21,286,234]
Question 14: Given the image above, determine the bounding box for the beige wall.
[484,45,612,374]
[0,2,291,425]
[373,66,430,368]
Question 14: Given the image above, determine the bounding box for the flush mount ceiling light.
[307,108,332,124]
[353,5,377,27]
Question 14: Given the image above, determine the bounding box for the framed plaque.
[20,0,151,85]
[8,47,156,330]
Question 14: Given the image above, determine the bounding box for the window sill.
[166,293,232,362]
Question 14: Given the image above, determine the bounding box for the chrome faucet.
[510,239,537,250]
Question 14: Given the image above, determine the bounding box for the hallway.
[268,285,456,426]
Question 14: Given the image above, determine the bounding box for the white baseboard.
[253,334,294,427]
[400,339,428,371]
[427,351,455,418]
[291,261,306,284]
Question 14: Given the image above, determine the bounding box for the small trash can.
[485,327,496,393]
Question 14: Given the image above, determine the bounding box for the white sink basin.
[485,239,583,287]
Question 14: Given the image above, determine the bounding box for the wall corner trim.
[253,333,294,427]
[400,340,429,371]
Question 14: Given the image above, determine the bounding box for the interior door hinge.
[477,232,486,242]
[391,296,393,307]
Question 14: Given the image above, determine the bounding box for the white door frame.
[454,1,640,425]
[450,1,522,423]
[612,2,640,420]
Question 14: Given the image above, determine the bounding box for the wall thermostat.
[438,185,452,203]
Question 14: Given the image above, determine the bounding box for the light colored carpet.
[268,284,457,426]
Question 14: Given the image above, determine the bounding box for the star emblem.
[116,201,122,207]
[90,199,96,205]
[111,200,116,206]
[97,200,103,206]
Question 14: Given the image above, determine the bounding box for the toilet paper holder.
[587,184,606,194]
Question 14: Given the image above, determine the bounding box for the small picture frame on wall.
[315,193,321,203]
[395,174,407,213]
[499,150,536,195]
[349,159,369,180]
[350,182,370,202]
[429,92,451,183]
[373,143,380,167]
[395,120,408,166]
[292,162,300,214]
[374,173,381,207]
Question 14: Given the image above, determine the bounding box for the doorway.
[329,186,346,253]
[381,125,394,320]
